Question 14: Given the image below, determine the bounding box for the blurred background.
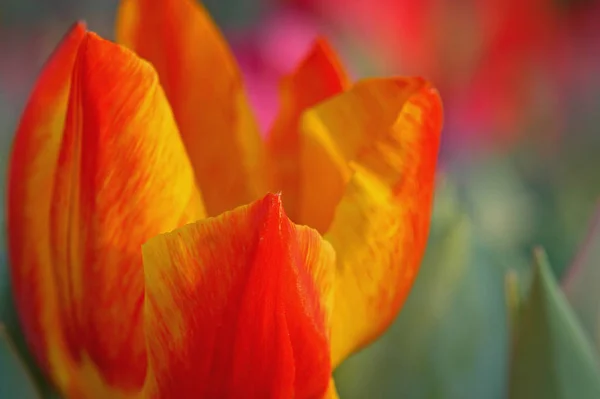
[0,0,599,398]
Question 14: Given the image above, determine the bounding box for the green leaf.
[334,189,512,399]
[563,203,600,354]
[509,248,600,399]
[0,325,41,399]
[505,269,522,345]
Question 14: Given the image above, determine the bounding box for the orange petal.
[267,38,348,221]
[299,78,443,366]
[49,33,205,394]
[141,193,335,399]
[324,379,340,399]
[7,22,86,385]
[116,0,269,216]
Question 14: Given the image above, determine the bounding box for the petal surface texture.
[267,38,348,221]
[141,193,335,399]
[116,0,269,216]
[299,78,443,367]
[50,33,204,394]
[7,23,86,389]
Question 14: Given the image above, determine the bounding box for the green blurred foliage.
[334,175,515,398]
[564,205,600,356]
[509,249,600,398]
[0,325,41,398]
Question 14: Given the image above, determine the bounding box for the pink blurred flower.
[230,8,331,134]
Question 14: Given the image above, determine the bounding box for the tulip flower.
[6,0,442,398]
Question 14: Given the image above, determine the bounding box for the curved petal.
[267,38,348,221]
[141,193,335,399]
[49,33,205,393]
[299,78,443,366]
[116,0,269,216]
[7,22,86,387]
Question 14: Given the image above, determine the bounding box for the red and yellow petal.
[48,33,205,394]
[141,193,336,399]
[299,78,443,366]
[267,38,348,221]
[7,22,86,386]
[116,0,269,216]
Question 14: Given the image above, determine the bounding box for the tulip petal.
[141,193,335,399]
[299,78,443,366]
[267,38,348,221]
[116,0,269,216]
[49,33,205,392]
[324,379,340,399]
[7,22,86,386]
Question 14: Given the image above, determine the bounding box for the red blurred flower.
[288,0,580,149]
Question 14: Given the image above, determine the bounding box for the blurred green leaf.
[0,325,41,399]
[509,248,600,399]
[334,178,511,398]
[504,269,522,344]
[0,250,12,326]
[457,156,535,255]
[512,124,600,278]
[563,203,600,354]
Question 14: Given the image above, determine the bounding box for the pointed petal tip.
[71,20,87,32]
[75,30,159,100]
[266,37,348,222]
[142,192,288,252]
[263,192,284,209]
[140,192,334,398]
[294,37,348,87]
[252,192,290,236]
[312,35,330,47]
[533,246,549,267]
[308,36,336,56]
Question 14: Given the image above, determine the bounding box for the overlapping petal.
[298,78,443,366]
[267,38,348,221]
[116,0,270,216]
[141,193,335,398]
[7,22,86,387]
[20,32,204,394]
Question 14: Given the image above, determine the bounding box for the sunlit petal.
[49,33,205,392]
[7,22,86,389]
[141,193,335,399]
[116,0,269,216]
[267,38,348,221]
[299,78,443,366]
